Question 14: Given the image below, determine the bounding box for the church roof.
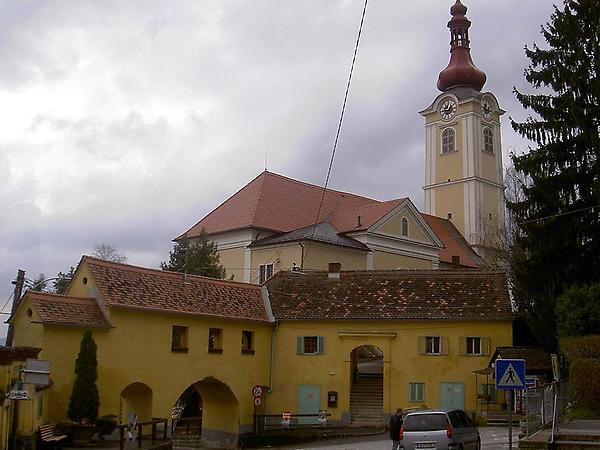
[266,269,512,321]
[26,291,112,329]
[422,214,486,268]
[180,171,377,238]
[83,256,270,322]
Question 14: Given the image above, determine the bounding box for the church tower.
[420,0,505,258]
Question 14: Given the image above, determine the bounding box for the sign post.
[495,358,526,449]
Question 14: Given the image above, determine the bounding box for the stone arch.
[173,377,239,448]
[120,382,153,423]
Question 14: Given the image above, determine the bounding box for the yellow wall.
[372,251,433,269]
[218,247,245,282]
[481,147,499,182]
[302,242,367,272]
[433,184,465,233]
[436,124,464,183]
[268,320,512,419]
[376,214,430,243]
[249,244,302,283]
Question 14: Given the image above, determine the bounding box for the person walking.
[390,408,403,450]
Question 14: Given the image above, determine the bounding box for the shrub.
[560,335,600,360]
[570,358,600,409]
[68,330,100,423]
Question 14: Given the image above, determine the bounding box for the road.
[254,426,519,449]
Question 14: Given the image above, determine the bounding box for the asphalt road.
[254,426,518,449]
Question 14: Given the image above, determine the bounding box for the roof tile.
[28,291,112,329]
[266,269,512,321]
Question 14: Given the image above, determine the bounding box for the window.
[259,263,274,284]
[208,328,223,353]
[171,326,188,352]
[418,336,448,355]
[441,128,456,154]
[483,127,494,153]
[401,217,409,237]
[461,336,490,355]
[409,382,425,402]
[36,393,44,419]
[241,330,254,354]
[296,336,326,355]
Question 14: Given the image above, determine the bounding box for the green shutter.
[317,336,326,354]
[296,336,304,354]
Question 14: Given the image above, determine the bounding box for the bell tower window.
[483,127,494,153]
[401,217,409,237]
[441,128,456,154]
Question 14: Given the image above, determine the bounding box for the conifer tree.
[161,231,226,279]
[508,0,600,349]
[68,330,100,423]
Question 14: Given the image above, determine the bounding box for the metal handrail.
[550,393,558,444]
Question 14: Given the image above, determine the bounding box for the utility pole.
[5,269,25,346]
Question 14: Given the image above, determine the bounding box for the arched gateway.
[349,345,384,425]
[172,377,239,448]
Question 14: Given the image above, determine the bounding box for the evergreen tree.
[508,0,600,350]
[68,330,100,423]
[54,266,76,294]
[161,231,226,279]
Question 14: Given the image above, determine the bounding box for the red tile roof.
[27,291,112,329]
[266,269,512,321]
[180,171,381,238]
[422,214,486,268]
[83,256,270,322]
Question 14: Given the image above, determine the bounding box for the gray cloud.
[0,0,557,335]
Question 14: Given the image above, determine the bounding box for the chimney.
[452,255,460,267]
[328,262,341,280]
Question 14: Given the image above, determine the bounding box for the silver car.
[399,409,481,450]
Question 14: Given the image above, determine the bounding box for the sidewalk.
[519,418,600,449]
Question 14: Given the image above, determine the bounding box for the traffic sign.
[254,397,261,406]
[252,385,263,398]
[495,359,526,390]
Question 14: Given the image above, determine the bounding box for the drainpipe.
[298,242,305,269]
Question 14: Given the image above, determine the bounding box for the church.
[6,1,512,448]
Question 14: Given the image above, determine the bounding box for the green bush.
[95,415,118,439]
[560,335,600,360]
[570,358,600,409]
[68,330,100,423]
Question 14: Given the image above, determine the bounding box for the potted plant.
[68,330,100,445]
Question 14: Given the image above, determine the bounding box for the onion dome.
[437,0,486,92]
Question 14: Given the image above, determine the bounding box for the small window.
[426,336,441,354]
[208,328,223,353]
[441,128,456,154]
[401,217,409,237]
[241,330,254,354]
[296,336,325,355]
[483,127,494,153]
[409,382,425,402]
[171,326,188,352]
[419,336,448,355]
[462,336,490,355]
[259,263,274,284]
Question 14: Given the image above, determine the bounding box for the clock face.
[440,99,457,120]
[481,100,492,120]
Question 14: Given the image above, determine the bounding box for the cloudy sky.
[0,0,557,334]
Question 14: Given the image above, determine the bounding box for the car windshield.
[403,413,448,431]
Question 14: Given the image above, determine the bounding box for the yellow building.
[8,256,512,444]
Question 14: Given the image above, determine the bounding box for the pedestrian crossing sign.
[495,359,526,390]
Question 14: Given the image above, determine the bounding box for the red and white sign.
[254,397,261,406]
[252,385,263,398]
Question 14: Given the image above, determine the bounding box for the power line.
[517,204,600,225]
[307,0,369,256]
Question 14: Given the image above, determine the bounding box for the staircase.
[350,375,383,426]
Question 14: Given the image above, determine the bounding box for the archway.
[172,377,239,448]
[120,382,153,424]
[349,345,383,425]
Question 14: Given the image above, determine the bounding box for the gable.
[369,201,442,248]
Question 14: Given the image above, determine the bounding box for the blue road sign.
[495,359,526,390]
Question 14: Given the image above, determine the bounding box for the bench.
[39,425,67,449]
